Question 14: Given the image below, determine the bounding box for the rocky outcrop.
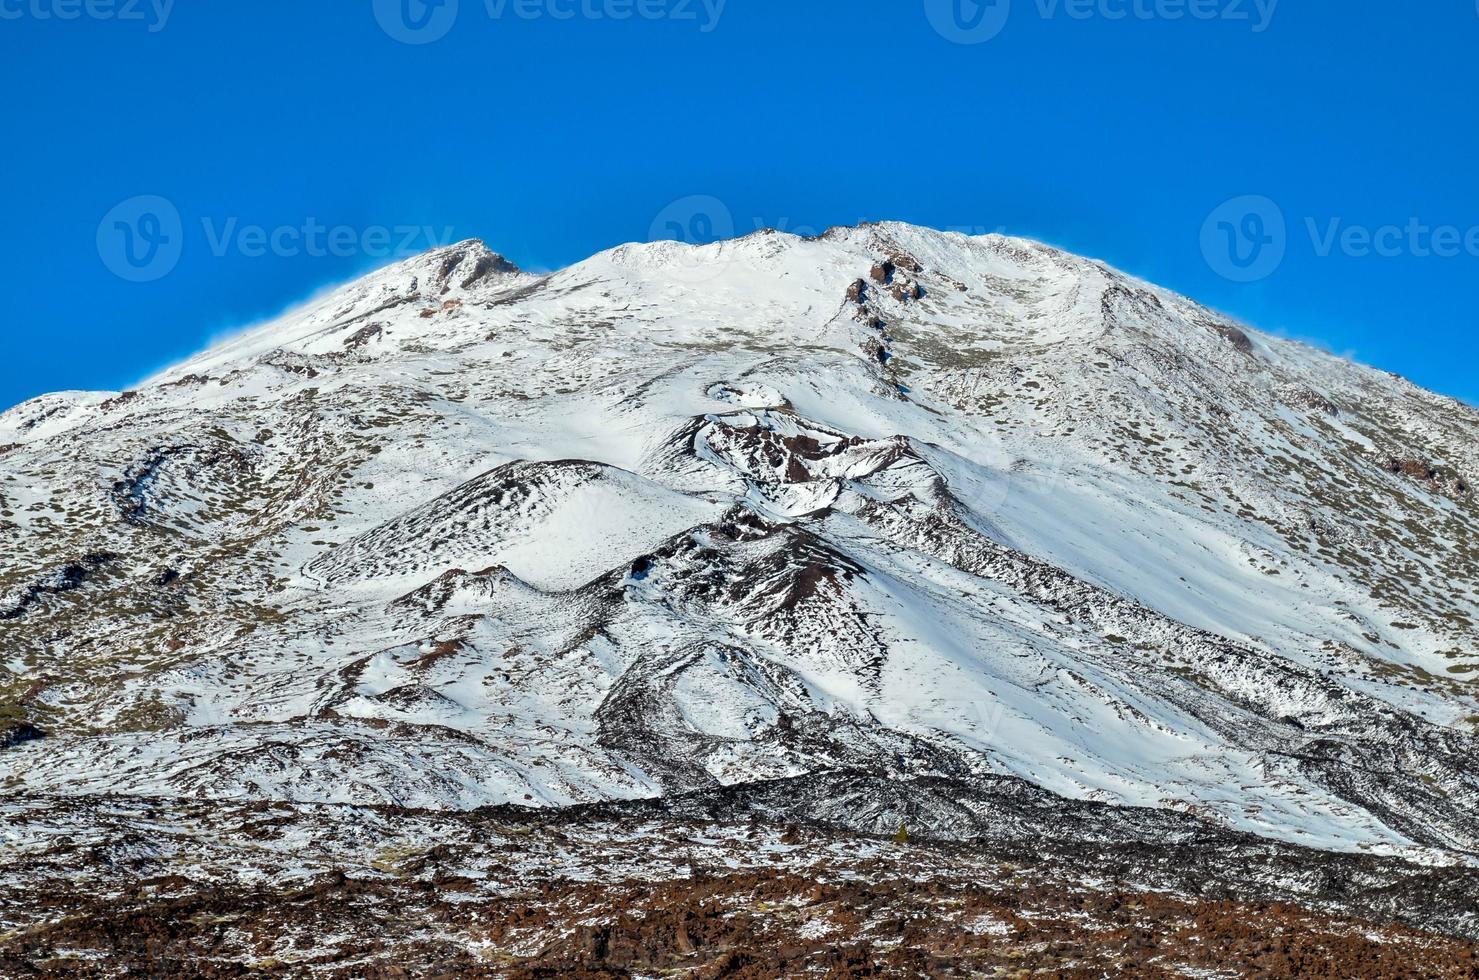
[0,722,45,750]
[0,552,118,621]
[1384,455,1472,497]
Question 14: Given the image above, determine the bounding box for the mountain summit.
[3,221,1479,967]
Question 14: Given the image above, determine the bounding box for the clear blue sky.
[2,0,1476,410]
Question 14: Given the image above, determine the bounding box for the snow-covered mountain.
[3,221,1478,877]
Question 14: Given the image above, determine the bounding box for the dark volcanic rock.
[1,722,45,749]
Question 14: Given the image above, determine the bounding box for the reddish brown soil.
[5,858,1476,978]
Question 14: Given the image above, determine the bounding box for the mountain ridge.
[2,221,1477,878]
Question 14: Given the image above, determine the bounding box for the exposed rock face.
[2,224,1478,965]
[1385,455,1473,497]
[0,721,44,749]
[436,240,520,291]
[1390,456,1440,480]
[342,323,384,348]
[1285,385,1341,416]
[1,552,117,621]
[891,279,924,301]
[1214,321,1256,354]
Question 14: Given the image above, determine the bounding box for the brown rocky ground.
[1,796,1476,978]
[5,860,1478,978]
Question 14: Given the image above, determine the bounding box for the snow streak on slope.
[303,460,723,591]
[2,223,1477,872]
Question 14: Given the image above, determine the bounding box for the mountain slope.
[3,224,1477,878]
